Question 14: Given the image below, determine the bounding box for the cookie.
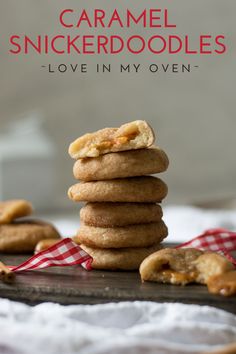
[81,243,162,270]
[73,147,169,181]
[34,238,61,253]
[68,176,168,203]
[0,199,33,224]
[140,248,234,285]
[77,221,168,248]
[194,252,234,283]
[68,120,155,159]
[80,202,163,227]
[140,248,203,285]
[207,270,236,297]
[0,220,61,253]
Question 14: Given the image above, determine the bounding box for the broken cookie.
[68,120,155,159]
[194,252,234,284]
[140,248,234,286]
[140,248,203,285]
[207,270,236,297]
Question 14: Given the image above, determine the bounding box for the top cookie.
[68,120,155,159]
[0,200,33,224]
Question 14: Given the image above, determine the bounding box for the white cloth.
[164,205,236,242]
[0,300,235,354]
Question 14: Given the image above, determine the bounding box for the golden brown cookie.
[34,238,61,253]
[80,202,163,227]
[72,235,81,244]
[68,177,168,203]
[140,248,203,285]
[194,252,234,284]
[207,271,236,297]
[0,220,61,253]
[140,248,234,286]
[201,343,236,354]
[77,221,168,248]
[81,243,162,270]
[68,120,155,159]
[0,200,33,224]
[73,147,169,181]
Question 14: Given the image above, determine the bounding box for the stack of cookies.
[68,120,169,270]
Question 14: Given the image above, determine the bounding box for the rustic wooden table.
[0,253,235,314]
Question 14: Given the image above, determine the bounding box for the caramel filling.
[159,269,198,285]
[96,141,113,150]
[96,130,139,152]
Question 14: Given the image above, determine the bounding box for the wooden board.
[0,252,235,313]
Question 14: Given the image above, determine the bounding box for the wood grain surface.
[0,252,235,313]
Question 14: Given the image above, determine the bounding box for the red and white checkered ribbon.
[9,238,93,272]
[177,228,236,266]
[6,228,236,273]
